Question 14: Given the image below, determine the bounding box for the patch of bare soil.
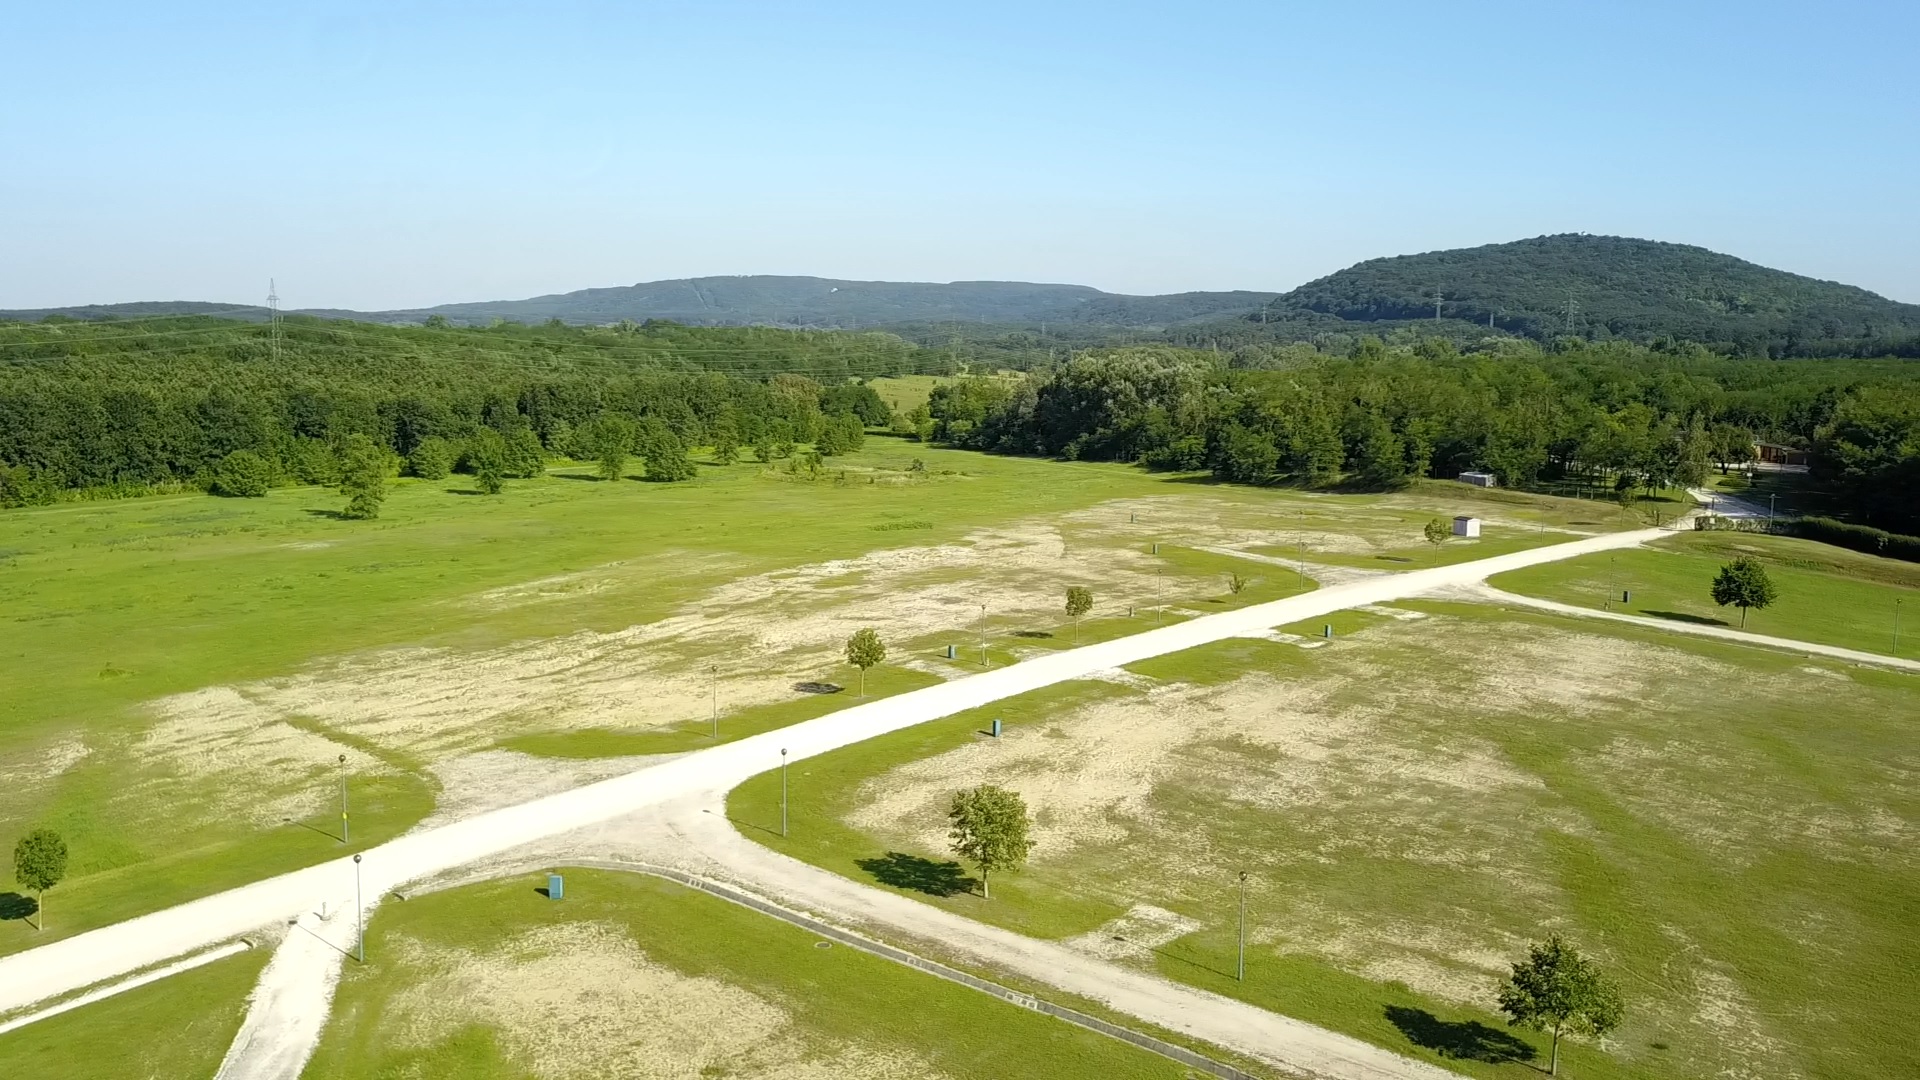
[383,922,943,1080]
[132,510,1223,821]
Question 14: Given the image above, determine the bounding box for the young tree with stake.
[1423,517,1450,564]
[1064,585,1093,643]
[947,784,1033,900]
[1711,555,1778,628]
[1497,934,1624,1076]
[844,627,886,697]
[12,829,68,931]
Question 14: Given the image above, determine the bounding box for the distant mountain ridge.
[8,235,1917,355]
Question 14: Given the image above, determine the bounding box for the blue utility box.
[548,873,564,900]
[991,718,1003,738]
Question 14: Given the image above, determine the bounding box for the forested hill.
[1257,234,1920,356]
[7,236,1917,357]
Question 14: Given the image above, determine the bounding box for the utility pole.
[1768,493,1777,523]
[780,748,790,837]
[1237,871,1249,981]
[1564,291,1578,337]
[1297,511,1307,589]
[710,665,719,739]
[267,278,283,361]
[338,754,348,843]
[1895,598,1903,655]
[353,853,365,963]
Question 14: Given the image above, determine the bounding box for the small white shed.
[1458,471,1497,488]
[1452,516,1481,538]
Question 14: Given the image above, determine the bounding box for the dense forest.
[0,317,930,503]
[927,337,1920,534]
[3,314,1916,536]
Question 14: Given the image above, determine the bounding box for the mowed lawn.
[304,869,1196,1080]
[1490,530,1920,655]
[730,604,1920,1080]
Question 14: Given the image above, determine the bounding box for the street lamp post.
[1769,493,1777,523]
[1297,512,1306,590]
[353,853,365,963]
[338,754,348,844]
[1236,871,1249,981]
[710,665,719,740]
[979,604,988,668]
[780,748,789,838]
[1896,598,1904,656]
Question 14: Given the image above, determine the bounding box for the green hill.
[1257,234,1920,355]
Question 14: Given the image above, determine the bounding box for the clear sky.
[4,1,1915,310]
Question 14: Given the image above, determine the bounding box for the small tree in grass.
[947,785,1033,900]
[1497,934,1623,1076]
[468,429,509,494]
[12,829,68,931]
[1064,585,1093,643]
[1225,572,1249,595]
[338,434,387,520]
[844,627,886,697]
[582,415,634,482]
[1710,555,1777,628]
[210,450,271,497]
[1423,517,1450,563]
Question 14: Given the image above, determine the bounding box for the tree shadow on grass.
[302,508,349,520]
[792,681,844,695]
[1643,609,1729,627]
[1012,630,1054,639]
[856,852,976,897]
[1385,1005,1536,1065]
[0,892,38,921]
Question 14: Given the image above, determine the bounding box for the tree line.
[927,336,1920,533]
[0,317,902,504]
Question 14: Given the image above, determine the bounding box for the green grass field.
[867,373,953,414]
[304,869,1198,1079]
[0,945,265,1078]
[1490,530,1920,654]
[7,446,1567,954]
[729,603,1920,1080]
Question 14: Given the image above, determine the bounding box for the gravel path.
[0,523,1676,1078]
[1456,582,1920,673]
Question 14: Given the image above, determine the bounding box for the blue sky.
[4,1,1915,309]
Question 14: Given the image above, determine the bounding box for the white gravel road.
[0,523,1677,1078]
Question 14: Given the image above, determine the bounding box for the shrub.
[210,450,272,497]
[1784,516,1920,563]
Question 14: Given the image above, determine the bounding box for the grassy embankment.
[729,601,1919,1080]
[1491,530,1920,654]
[303,869,1198,1079]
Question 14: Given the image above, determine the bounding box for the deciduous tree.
[947,785,1033,900]
[1497,934,1624,1076]
[1064,585,1093,643]
[1710,555,1778,627]
[12,828,68,931]
[1423,517,1450,563]
[844,627,886,696]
